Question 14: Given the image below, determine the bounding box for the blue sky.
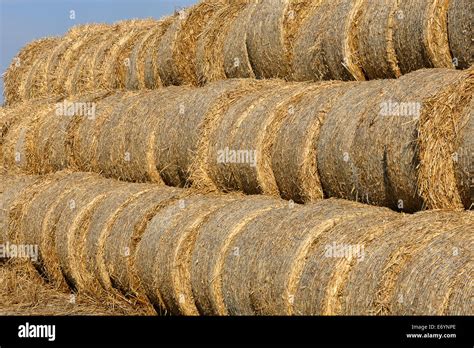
[0,0,199,104]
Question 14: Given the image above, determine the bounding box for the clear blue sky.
[0,0,199,104]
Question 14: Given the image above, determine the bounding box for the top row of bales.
[3,0,472,105]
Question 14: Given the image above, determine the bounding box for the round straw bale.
[448,0,473,69]
[0,175,37,246]
[81,183,154,293]
[157,1,223,86]
[104,187,184,301]
[393,0,453,74]
[340,210,469,315]
[142,17,175,89]
[317,80,384,206]
[196,1,248,85]
[223,1,258,79]
[246,0,316,79]
[202,80,288,193]
[417,69,473,210]
[191,196,287,315]
[71,92,128,172]
[137,194,235,315]
[351,68,466,212]
[3,37,58,105]
[292,0,366,81]
[389,221,473,315]
[356,0,401,79]
[101,20,156,91]
[272,82,354,203]
[292,207,400,315]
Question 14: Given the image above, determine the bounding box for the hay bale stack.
[246,0,316,79]
[157,1,224,86]
[390,221,473,315]
[271,82,355,203]
[54,178,124,290]
[104,187,184,301]
[356,0,401,79]
[3,37,58,105]
[448,0,473,69]
[157,79,256,187]
[101,20,157,91]
[191,197,287,315]
[418,69,474,210]
[83,184,154,292]
[223,1,258,79]
[340,211,470,315]
[292,0,366,81]
[137,194,235,315]
[196,1,248,85]
[71,92,128,172]
[393,0,453,74]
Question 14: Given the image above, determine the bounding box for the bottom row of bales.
[1,171,472,315]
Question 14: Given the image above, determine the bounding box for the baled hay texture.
[105,187,184,302]
[196,1,248,85]
[203,80,286,193]
[54,178,124,290]
[317,80,385,206]
[393,0,453,74]
[143,17,175,89]
[341,210,470,315]
[0,260,153,315]
[448,0,473,69]
[72,92,128,172]
[83,184,154,293]
[102,20,157,90]
[190,196,285,315]
[138,194,236,315]
[170,0,226,86]
[223,1,258,79]
[0,176,37,246]
[3,38,57,105]
[23,172,100,288]
[292,206,400,315]
[418,69,473,210]
[356,0,401,79]
[215,82,313,195]
[20,38,62,101]
[54,24,109,97]
[390,220,473,315]
[292,0,366,81]
[156,80,245,188]
[246,0,316,79]
[272,82,354,203]
[64,26,114,96]
[351,68,464,212]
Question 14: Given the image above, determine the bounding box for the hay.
[104,187,183,302]
[102,20,156,90]
[271,82,353,202]
[448,0,473,69]
[3,37,57,105]
[418,69,474,210]
[196,2,248,85]
[341,211,469,315]
[390,220,473,315]
[393,0,453,74]
[156,80,246,187]
[137,194,235,315]
[223,1,258,79]
[191,196,285,315]
[356,0,401,79]
[246,0,315,79]
[292,0,366,81]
